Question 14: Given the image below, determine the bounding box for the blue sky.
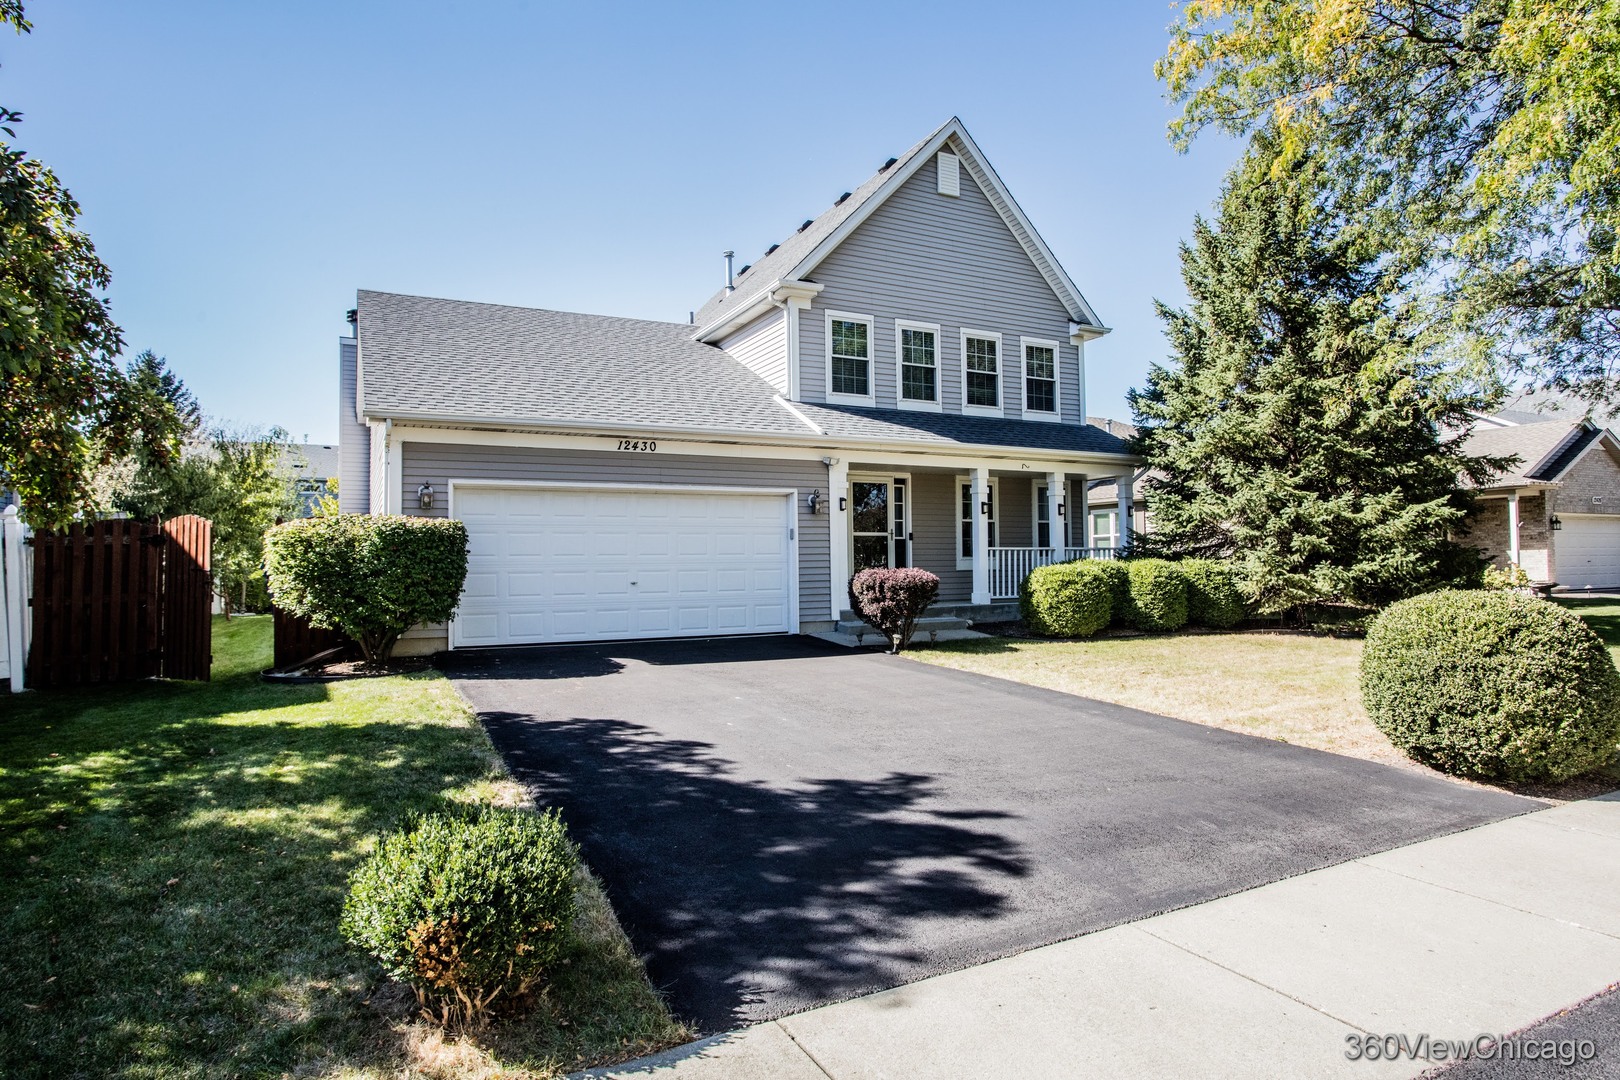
[10,0,1237,444]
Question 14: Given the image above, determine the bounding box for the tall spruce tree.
[1130,141,1499,613]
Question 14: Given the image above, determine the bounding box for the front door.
[850,477,910,572]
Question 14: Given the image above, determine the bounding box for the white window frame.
[1091,508,1119,549]
[960,328,1003,417]
[1020,336,1061,422]
[955,474,1000,570]
[1032,482,1071,549]
[893,319,942,412]
[825,310,876,405]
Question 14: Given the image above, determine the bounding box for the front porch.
[829,460,1135,608]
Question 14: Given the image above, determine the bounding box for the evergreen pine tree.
[1130,140,1499,613]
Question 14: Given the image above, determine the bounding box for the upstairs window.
[1023,340,1058,417]
[963,332,1000,412]
[827,313,873,400]
[897,321,939,408]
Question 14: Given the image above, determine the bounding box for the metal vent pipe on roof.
[723,250,735,293]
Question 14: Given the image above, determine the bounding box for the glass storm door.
[851,478,909,572]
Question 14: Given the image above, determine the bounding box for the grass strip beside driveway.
[0,616,688,1079]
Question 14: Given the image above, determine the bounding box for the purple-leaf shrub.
[849,567,941,653]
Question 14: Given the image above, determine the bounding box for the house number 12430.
[616,439,657,452]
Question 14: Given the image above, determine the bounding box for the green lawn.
[1556,596,1620,653]
[0,616,688,1079]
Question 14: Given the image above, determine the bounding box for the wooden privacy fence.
[272,607,352,670]
[26,515,214,688]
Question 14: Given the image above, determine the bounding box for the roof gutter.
[692,279,824,343]
[370,409,1139,466]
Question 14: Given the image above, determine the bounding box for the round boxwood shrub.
[1020,560,1124,638]
[1120,559,1189,632]
[1179,559,1248,629]
[264,514,469,663]
[341,806,578,1027]
[1361,591,1620,783]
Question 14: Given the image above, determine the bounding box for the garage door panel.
[452,487,793,647]
[1558,515,1620,589]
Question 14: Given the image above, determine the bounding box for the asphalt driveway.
[442,635,1539,1032]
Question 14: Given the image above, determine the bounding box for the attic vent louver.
[936,151,960,197]
[834,191,851,206]
[880,156,898,171]
[797,219,814,232]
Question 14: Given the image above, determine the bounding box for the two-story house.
[338,118,1138,653]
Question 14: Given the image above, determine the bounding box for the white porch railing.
[988,545,1120,600]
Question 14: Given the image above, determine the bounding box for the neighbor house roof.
[1464,419,1607,488]
[692,117,1105,337]
[356,290,810,437]
[282,443,340,480]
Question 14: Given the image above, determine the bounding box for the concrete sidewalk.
[581,793,1620,1079]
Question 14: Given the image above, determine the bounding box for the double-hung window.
[1022,339,1059,419]
[962,330,1001,415]
[896,320,940,410]
[827,312,874,401]
[956,478,997,569]
[1091,510,1119,549]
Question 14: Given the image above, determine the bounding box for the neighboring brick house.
[1463,395,1620,590]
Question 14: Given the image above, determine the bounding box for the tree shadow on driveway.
[478,709,1029,1031]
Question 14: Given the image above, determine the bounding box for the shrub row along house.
[337,118,1137,653]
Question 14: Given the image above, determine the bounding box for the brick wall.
[1460,493,1553,582]
[1550,445,1620,517]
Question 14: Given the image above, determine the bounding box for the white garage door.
[452,485,794,647]
[1558,514,1620,590]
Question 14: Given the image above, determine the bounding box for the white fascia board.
[382,415,1140,469]
[693,280,824,343]
[790,117,1106,331]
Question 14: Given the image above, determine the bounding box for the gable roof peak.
[692,117,1104,339]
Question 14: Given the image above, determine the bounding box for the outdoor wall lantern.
[806,490,821,515]
[838,496,847,512]
[1057,501,1066,518]
[417,483,435,510]
[981,501,992,516]
[1550,515,1563,531]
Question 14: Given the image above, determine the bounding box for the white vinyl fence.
[2,505,30,692]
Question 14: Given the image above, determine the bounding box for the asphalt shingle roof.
[356,290,808,436]
[1464,420,1592,487]
[792,403,1134,455]
[692,129,941,330]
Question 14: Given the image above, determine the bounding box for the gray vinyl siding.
[910,472,970,603]
[338,337,370,513]
[399,442,832,624]
[796,136,1082,424]
[718,308,788,395]
[998,476,1034,547]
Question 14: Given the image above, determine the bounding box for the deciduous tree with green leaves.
[1159,0,1620,402]
[1130,140,1499,612]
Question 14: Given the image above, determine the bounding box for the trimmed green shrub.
[264,514,469,663]
[1120,559,1190,632]
[849,567,941,652]
[1020,560,1124,638]
[1361,591,1620,783]
[1179,559,1248,629]
[341,807,578,1028]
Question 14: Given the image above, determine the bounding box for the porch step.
[834,615,971,644]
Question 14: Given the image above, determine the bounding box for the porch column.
[1075,473,1089,550]
[1507,490,1521,567]
[1045,472,1063,554]
[1117,473,1135,550]
[971,466,992,605]
[828,459,850,618]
